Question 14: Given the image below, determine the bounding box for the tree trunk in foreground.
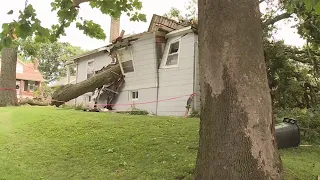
[0,48,18,107]
[51,64,121,107]
[195,0,283,179]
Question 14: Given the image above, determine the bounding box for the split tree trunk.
[0,48,18,107]
[195,0,282,179]
[51,64,121,107]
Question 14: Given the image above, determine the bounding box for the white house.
[69,15,200,116]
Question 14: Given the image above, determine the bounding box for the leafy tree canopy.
[18,38,85,83]
[0,0,147,51]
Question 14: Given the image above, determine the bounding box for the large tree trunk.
[195,0,283,179]
[0,48,18,107]
[51,64,121,107]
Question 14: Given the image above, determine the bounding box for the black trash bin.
[275,118,300,149]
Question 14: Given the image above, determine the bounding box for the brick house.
[0,59,45,99]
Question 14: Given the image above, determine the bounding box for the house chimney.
[109,17,120,43]
[33,59,39,70]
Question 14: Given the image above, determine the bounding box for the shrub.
[189,111,200,118]
[276,107,320,144]
[74,104,84,110]
[129,110,149,115]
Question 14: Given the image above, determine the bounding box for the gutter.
[154,32,160,116]
[192,39,198,111]
[165,26,193,39]
[74,61,79,106]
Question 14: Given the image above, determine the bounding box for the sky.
[0,0,306,50]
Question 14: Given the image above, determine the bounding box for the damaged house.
[67,15,200,116]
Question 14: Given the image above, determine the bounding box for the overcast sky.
[0,0,306,50]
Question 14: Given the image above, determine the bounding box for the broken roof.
[68,14,191,63]
[148,14,187,32]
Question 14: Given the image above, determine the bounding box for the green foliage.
[277,107,320,144]
[163,0,197,22]
[264,40,320,109]
[74,103,84,110]
[0,4,52,50]
[282,0,320,44]
[129,109,149,115]
[76,20,106,40]
[18,38,84,82]
[189,111,200,118]
[1,0,147,50]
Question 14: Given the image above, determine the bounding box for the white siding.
[157,33,196,116]
[113,33,158,113]
[120,33,157,90]
[112,88,158,114]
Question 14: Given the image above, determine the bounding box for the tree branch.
[262,12,292,28]
[259,0,266,3]
[72,0,92,7]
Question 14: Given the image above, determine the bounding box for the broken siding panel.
[121,34,157,89]
[157,33,196,116]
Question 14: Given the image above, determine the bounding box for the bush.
[189,111,200,118]
[129,110,149,115]
[74,104,84,110]
[276,107,320,144]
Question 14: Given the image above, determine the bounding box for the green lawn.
[0,106,319,180]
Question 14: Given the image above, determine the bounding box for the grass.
[0,106,319,180]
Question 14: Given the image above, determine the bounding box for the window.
[119,49,134,74]
[87,61,94,79]
[28,81,35,91]
[24,80,35,91]
[131,91,138,101]
[166,40,180,66]
[24,81,28,91]
[122,60,134,73]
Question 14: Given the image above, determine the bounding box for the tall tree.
[195,0,282,179]
[0,48,18,106]
[0,0,146,107]
[19,39,85,82]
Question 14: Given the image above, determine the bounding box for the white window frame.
[130,91,139,101]
[119,47,135,74]
[86,60,94,79]
[163,38,181,68]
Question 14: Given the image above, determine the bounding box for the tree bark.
[0,48,18,107]
[195,0,283,179]
[51,64,121,107]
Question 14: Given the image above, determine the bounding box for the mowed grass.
[0,106,319,180]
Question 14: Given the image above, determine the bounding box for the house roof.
[0,58,44,82]
[49,76,76,87]
[16,60,45,82]
[148,14,187,33]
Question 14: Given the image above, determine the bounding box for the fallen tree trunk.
[51,64,121,107]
